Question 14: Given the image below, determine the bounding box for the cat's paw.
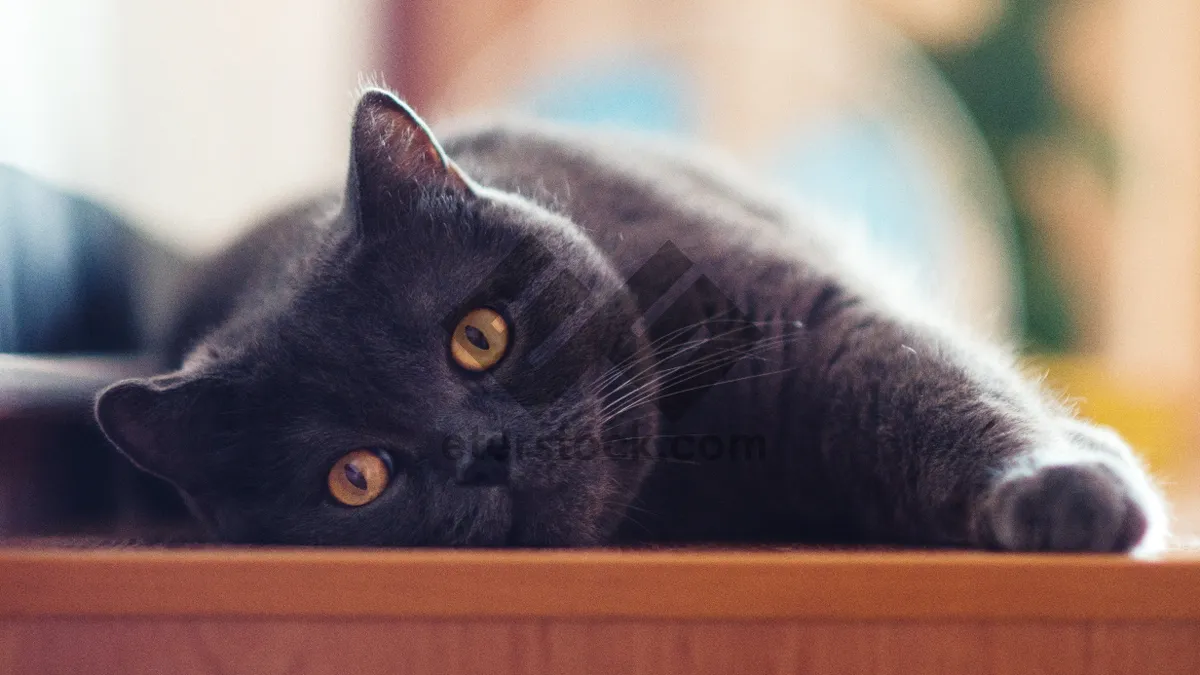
[975,460,1167,554]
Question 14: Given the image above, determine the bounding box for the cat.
[95,88,1168,551]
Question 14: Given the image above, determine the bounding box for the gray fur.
[95,90,1167,552]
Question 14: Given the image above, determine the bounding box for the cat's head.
[95,90,658,546]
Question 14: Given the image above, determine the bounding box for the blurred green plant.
[929,0,1107,353]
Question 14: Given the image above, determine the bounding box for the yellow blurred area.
[1032,356,1193,481]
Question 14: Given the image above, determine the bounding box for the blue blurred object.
[769,116,952,284]
[0,165,140,354]
[516,54,954,285]
[523,54,695,135]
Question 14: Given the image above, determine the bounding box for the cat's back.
[441,121,827,276]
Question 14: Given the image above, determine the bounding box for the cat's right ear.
[344,88,478,231]
[94,372,221,490]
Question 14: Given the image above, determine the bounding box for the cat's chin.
[500,480,633,547]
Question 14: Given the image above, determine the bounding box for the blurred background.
[1,0,1199,537]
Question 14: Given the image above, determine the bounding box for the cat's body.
[97,91,1167,551]
[443,125,970,545]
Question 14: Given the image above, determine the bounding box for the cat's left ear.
[94,372,225,492]
[345,88,478,221]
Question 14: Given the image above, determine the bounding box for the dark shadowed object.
[0,166,186,536]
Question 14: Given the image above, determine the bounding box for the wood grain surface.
[2,548,1199,620]
[1,618,1197,674]
[3,548,1199,674]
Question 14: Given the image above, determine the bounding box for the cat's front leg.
[802,279,1169,554]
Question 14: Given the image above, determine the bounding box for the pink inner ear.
[353,90,477,196]
[446,159,480,196]
[384,115,452,179]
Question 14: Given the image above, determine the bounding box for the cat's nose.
[455,431,511,487]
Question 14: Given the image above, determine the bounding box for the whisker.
[601,364,799,424]
[601,500,656,537]
[599,330,798,418]
[591,313,793,395]
[591,311,740,380]
[596,321,786,407]
[590,313,753,393]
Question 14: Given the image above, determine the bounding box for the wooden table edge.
[3,548,1199,621]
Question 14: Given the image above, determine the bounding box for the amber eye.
[450,308,509,371]
[328,449,390,506]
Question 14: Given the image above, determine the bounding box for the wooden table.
[2,548,1199,674]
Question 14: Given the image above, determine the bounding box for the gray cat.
[95,89,1168,551]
